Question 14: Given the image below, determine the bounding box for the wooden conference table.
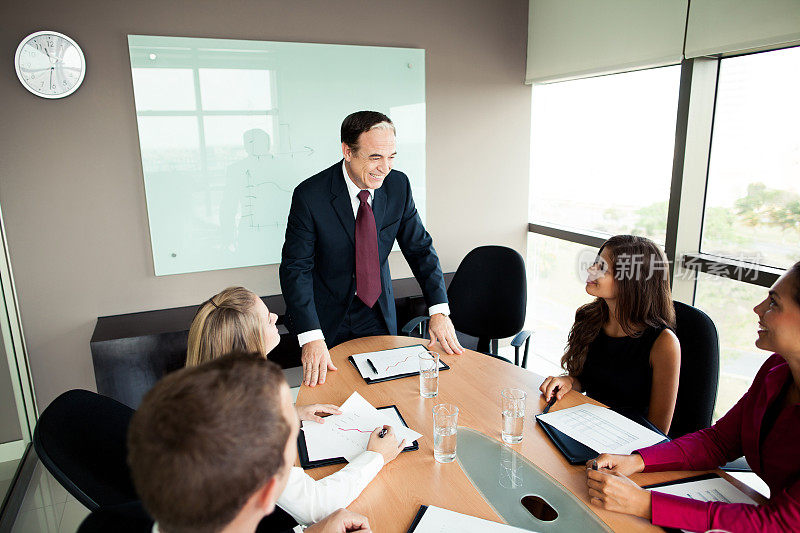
[296,336,764,532]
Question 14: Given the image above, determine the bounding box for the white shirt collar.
[342,160,373,202]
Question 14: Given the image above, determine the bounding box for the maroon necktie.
[355,190,381,307]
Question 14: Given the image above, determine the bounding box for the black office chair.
[668,302,720,440]
[402,245,531,366]
[34,389,139,511]
[78,500,299,533]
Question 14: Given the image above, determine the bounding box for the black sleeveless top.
[576,326,665,418]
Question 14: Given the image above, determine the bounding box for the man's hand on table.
[302,339,337,387]
[428,313,464,355]
[305,508,371,532]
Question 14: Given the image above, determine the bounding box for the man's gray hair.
[369,121,396,134]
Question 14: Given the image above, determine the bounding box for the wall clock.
[15,31,86,99]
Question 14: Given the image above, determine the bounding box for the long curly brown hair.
[562,235,676,375]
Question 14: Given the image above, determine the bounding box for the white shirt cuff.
[297,329,325,346]
[428,303,450,317]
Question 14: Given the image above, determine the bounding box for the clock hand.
[43,47,61,63]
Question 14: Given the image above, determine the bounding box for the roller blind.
[526,0,688,84]
[685,0,800,58]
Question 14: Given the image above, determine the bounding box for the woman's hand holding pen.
[367,425,406,465]
[586,466,652,519]
[539,375,576,401]
[589,453,645,476]
[585,453,650,519]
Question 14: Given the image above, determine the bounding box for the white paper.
[648,476,757,504]
[352,345,445,380]
[537,404,665,455]
[648,477,757,533]
[412,506,532,533]
[301,392,422,462]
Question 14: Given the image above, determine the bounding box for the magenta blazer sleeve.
[635,355,800,531]
[647,484,800,532]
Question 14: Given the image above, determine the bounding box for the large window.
[693,273,765,418]
[525,234,593,375]
[530,66,681,244]
[527,46,799,419]
[701,46,800,270]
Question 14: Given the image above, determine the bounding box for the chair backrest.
[448,246,527,350]
[78,501,153,533]
[33,389,139,511]
[669,301,720,439]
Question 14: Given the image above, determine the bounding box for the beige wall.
[0,0,531,409]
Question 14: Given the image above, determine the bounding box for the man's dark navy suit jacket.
[279,161,447,343]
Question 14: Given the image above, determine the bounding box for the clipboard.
[348,344,450,384]
[297,405,419,469]
[535,408,668,464]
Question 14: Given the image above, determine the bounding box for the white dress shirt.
[296,162,449,346]
[276,449,384,525]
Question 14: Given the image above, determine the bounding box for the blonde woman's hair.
[186,287,267,367]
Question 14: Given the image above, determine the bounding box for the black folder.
[297,405,419,469]
[535,407,668,464]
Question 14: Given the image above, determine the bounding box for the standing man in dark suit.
[280,111,463,387]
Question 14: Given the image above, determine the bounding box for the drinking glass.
[418,351,439,398]
[501,388,526,444]
[432,403,458,463]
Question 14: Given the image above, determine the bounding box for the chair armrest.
[721,456,752,473]
[510,330,531,347]
[401,316,430,337]
[511,330,532,368]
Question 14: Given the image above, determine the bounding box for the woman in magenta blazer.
[586,261,800,532]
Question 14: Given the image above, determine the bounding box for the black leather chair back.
[34,389,139,511]
[448,246,527,353]
[669,301,720,439]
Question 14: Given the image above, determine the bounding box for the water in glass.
[420,373,438,398]
[500,388,526,444]
[433,426,457,463]
[419,351,439,398]
[501,410,525,444]
[432,403,458,463]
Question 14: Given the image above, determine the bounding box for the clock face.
[15,31,86,99]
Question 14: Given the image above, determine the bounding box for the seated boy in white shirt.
[126,352,404,533]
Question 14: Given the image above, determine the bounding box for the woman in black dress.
[540,235,681,434]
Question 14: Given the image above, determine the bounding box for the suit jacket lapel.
[331,162,356,246]
[753,361,791,462]
[372,185,387,235]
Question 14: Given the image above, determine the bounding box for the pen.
[542,386,560,414]
[367,358,379,374]
[378,427,388,438]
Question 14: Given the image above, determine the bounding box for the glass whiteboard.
[128,35,425,275]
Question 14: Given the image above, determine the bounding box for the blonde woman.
[187,286,405,526]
